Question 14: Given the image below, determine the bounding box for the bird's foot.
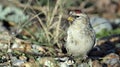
[65,56,75,65]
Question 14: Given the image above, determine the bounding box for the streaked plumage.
[66,10,95,58]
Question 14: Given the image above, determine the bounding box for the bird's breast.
[66,25,95,56]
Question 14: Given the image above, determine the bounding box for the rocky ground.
[0,0,120,67]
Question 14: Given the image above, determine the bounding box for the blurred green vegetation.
[96,28,120,38]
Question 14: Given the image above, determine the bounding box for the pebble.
[90,16,112,33]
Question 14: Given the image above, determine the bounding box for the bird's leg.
[65,55,75,65]
[68,55,75,62]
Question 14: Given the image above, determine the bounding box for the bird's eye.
[75,16,79,18]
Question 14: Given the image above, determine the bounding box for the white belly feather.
[66,25,95,57]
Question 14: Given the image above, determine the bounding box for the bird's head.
[67,10,89,25]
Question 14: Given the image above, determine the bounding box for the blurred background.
[0,0,120,39]
[0,0,120,67]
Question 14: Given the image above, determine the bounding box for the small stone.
[90,16,112,33]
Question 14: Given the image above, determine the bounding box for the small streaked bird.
[65,10,95,59]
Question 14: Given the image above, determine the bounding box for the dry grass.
[8,0,68,47]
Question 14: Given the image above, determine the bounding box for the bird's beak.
[67,16,74,22]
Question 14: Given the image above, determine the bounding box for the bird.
[65,10,96,59]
